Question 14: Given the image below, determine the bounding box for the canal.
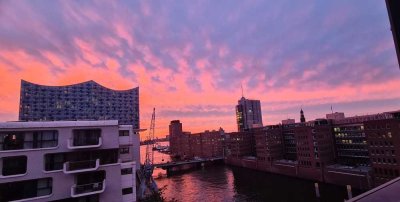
[140,143,362,202]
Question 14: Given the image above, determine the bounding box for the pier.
[154,157,224,175]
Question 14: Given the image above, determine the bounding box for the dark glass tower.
[19,80,139,128]
[236,97,263,131]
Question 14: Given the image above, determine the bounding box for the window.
[121,168,133,175]
[119,130,129,136]
[122,188,133,195]
[0,133,24,150]
[120,147,129,154]
[45,153,65,171]
[0,131,58,151]
[0,178,52,201]
[72,129,101,146]
[2,156,27,176]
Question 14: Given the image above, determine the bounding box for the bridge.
[154,157,224,175]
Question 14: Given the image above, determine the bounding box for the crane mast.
[138,108,158,199]
[144,108,155,168]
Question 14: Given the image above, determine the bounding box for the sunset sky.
[0,1,399,138]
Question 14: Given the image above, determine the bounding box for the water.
[140,142,360,202]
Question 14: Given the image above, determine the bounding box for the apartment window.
[0,131,58,151]
[0,178,52,201]
[120,147,129,154]
[29,131,58,148]
[45,153,65,171]
[0,133,24,150]
[119,130,129,136]
[122,188,133,195]
[72,129,101,146]
[121,168,133,175]
[2,156,27,176]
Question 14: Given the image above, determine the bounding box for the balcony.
[67,137,102,149]
[63,159,100,174]
[71,180,106,198]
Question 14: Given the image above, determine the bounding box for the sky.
[0,0,399,138]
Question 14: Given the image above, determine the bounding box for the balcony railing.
[71,180,106,198]
[63,159,100,174]
[67,137,102,149]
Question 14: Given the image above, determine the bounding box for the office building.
[0,120,139,202]
[19,80,139,128]
[332,113,394,166]
[365,118,400,185]
[236,97,263,131]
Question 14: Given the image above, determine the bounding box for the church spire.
[300,108,306,123]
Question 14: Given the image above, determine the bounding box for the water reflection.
[141,143,358,202]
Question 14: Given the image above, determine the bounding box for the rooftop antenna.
[331,105,334,114]
[241,83,244,98]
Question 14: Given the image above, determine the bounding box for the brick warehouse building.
[185,109,399,190]
[168,107,400,189]
[365,117,400,185]
[169,120,225,159]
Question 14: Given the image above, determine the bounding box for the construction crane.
[138,108,158,199]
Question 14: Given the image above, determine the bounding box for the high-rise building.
[236,97,263,131]
[0,120,139,202]
[19,80,139,128]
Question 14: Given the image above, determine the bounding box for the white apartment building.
[0,120,140,202]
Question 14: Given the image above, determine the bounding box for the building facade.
[169,120,225,159]
[255,125,284,163]
[332,113,394,167]
[226,109,400,189]
[282,123,298,161]
[365,118,400,185]
[168,120,183,157]
[236,97,263,131]
[19,80,139,128]
[0,120,139,202]
[226,131,256,158]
